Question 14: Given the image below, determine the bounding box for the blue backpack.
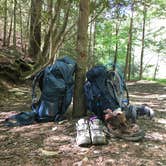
[84,65,129,119]
[4,56,76,126]
[32,56,76,122]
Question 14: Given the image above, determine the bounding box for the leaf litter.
[0,81,166,166]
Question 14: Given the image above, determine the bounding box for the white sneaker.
[76,119,91,146]
[89,118,107,145]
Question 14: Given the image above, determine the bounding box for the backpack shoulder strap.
[32,69,44,101]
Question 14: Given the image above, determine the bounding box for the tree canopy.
[0,0,165,81]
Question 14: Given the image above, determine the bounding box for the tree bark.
[125,3,134,80]
[89,14,97,68]
[19,3,24,51]
[92,20,96,66]
[139,2,146,80]
[40,0,62,63]
[13,0,17,48]
[3,0,8,46]
[7,16,13,46]
[113,5,121,71]
[113,22,119,71]
[88,18,92,56]
[153,53,159,80]
[47,0,53,21]
[73,0,90,118]
[28,0,41,60]
[88,15,93,69]
[23,1,74,79]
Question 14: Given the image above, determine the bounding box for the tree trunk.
[153,53,159,80]
[131,52,135,78]
[40,0,62,63]
[47,0,53,21]
[3,0,8,46]
[47,0,53,59]
[28,0,41,60]
[139,3,146,80]
[13,0,17,48]
[92,20,96,66]
[7,16,13,46]
[49,1,72,63]
[88,17,92,59]
[23,1,74,79]
[24,6,30,54]
[73,0,90,118]
[88,13,97,68]
[113,22,119,71]
[125,3,134,81]
[19,3,24,51]
[88,15,93,69]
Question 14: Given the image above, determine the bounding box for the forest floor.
[0,80,166,166]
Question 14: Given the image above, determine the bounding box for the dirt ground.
[0,80,166,166]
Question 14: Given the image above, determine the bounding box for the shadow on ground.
[0,80,166,166]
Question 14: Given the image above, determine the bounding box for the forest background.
[0,0,166,115]
[0,1,166,165]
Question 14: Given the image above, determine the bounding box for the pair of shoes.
[76,117,107,147]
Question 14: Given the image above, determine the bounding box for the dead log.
[0,55,32,83]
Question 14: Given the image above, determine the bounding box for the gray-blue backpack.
[32,56,76,122]
[84,65,129,119]
[4,56,76,126]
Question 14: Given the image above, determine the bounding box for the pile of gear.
[3,56,154,145]
[76,109,146,147]
[76,64,154,146]
[84,65,154,123]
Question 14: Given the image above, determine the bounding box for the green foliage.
[143,77,166,84]
[93,0,166,79]
[0,0,165,79]
[94,17,130,66]
[155,79,166,84]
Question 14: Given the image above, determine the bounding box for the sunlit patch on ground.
[155,118,166,125]
[0,111,17,123]
[156,108,166,113]
[0,81,166,165]
[145,131,166,142]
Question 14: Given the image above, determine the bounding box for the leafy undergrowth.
[0,80,166,166]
